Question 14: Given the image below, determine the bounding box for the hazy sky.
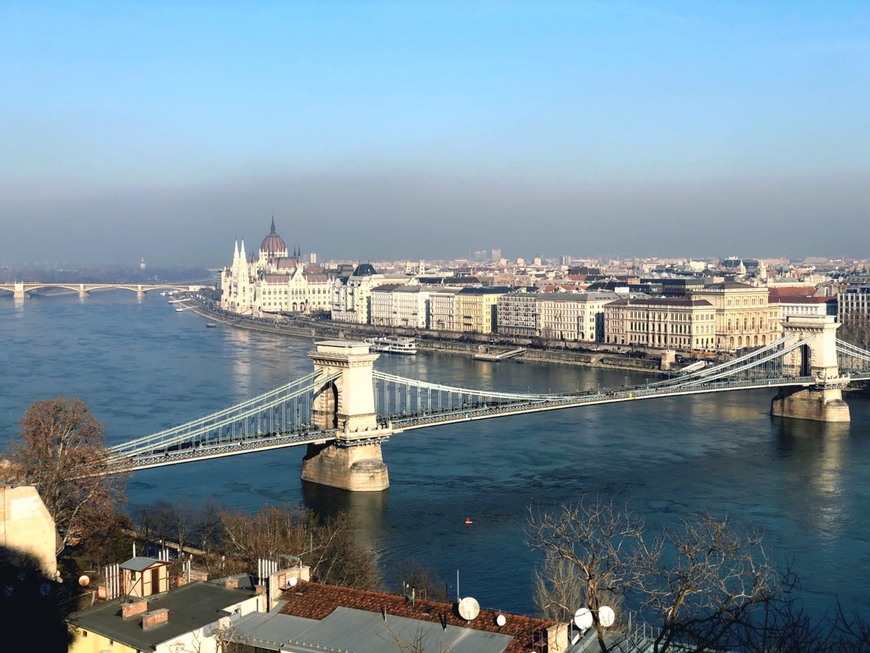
[1,1,868,267]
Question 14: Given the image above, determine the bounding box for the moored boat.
[365,336,417,355]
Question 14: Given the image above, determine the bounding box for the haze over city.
[2,1,868,266]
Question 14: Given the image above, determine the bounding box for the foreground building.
[69,567,263,653]
[228,580,564,653]
[0,485,57,579]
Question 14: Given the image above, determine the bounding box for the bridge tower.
[771,315,850,423]
[301,340,391,491]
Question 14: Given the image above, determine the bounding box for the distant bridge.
[0,281,209,299]
[104,316,870,491]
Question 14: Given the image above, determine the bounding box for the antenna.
[599,605,616,628]
[457,596,480,621]
[456,569,460,602]
[574,607,593,630]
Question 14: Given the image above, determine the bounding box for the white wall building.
[370,285,429,328]
[497,291,617,341]
[220,219,330,317]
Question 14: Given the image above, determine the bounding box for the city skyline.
[1,1,868,266]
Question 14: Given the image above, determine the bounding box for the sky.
[1,1,868,267]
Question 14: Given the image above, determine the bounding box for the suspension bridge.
[106,315,870,491]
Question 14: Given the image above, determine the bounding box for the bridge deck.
[103,332,870,474]
[110,375,820,473]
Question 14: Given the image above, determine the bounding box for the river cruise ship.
[365,336,417,355]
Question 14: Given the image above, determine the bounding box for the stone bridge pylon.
[771,315,850,423]
[301,341,392,491]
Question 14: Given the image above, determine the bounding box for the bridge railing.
[110,427,341,473]
[372,370,566,422]
[108,370,338,461]
[837,339,870,376]
[650,336,802,389]
[389,374,817,431]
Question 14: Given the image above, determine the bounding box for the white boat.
[365,336,417,355]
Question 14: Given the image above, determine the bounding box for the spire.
[233,240,239,264]
[270,215,276,234]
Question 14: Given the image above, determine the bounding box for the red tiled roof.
[278,581,556,653]
[768,286,817,298]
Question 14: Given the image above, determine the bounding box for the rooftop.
[70,580,259,651]
[277,581,555,653]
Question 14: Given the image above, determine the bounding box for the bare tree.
[219,504,381,589]
[394,559,448,601]
[532,550,586,622]
[9,397,125,552]
[839,313,870,349]
[527,497,644,650]
[633,514,789,652]
[529,500,861,652]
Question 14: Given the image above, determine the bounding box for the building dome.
[260,217,287,255]
[353,263,378,277]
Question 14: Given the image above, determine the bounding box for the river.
[1,291,868,618]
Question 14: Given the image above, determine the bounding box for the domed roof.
[353,263,378,277]
[261,217,287,255]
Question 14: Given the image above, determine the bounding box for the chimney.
[141,608,169,630]
[121,600,149,619]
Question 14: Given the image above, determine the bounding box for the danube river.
[2,291,869,618]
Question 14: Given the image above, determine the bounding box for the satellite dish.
[495,613,506,627]
[288,576,298,587]
[573,607,593,630]
[457,596,480,621]
[599,605,615,628]
[78,575,90,587]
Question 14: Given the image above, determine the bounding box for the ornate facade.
[604,296,717,351]
[220,219,331,316]
[690,282,778,351]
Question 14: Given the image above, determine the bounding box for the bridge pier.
[771,387,850,423]
[13,282,25,299]
[771,316,850,423]
[305,340,392,492]
[301,442,389,492]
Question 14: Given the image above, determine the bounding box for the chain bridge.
[0,281,208,299]
[106,315,870,491]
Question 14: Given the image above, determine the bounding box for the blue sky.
[1,1,868,266]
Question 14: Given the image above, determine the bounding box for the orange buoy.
[465,517,473,526]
